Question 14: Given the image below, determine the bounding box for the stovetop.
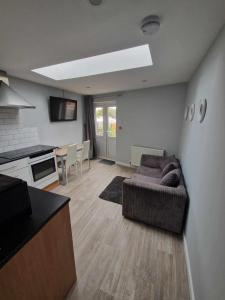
[0,145,56,161]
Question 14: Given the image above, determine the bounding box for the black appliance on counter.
[0,174,32,226]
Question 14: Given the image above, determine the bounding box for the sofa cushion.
[161,162,179,177]
[160,155,177,169]
[136,166,162,178]
[132,174,161,185]
[140,154,162,168]
[160,169,180,187]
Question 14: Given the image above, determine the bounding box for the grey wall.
[115,83,187,164]
[179,26,225,300]
[9,77,83,147]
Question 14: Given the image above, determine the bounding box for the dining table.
[55,144,83,185]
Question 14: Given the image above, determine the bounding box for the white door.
[94,102,117,161]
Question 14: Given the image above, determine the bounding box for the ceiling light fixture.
[141,15,160,35]
[32,44,153,80]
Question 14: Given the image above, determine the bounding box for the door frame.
[94,100,117,161]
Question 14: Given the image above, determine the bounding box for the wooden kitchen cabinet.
[0,188,76,300]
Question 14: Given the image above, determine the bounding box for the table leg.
[60,157,67,185]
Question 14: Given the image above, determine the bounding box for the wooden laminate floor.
[53,160,189,300]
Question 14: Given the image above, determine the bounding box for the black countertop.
[0,158,11,165]
[0,145,56,164]
[0,187,70,269]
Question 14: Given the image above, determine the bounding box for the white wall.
[114,83,187,164]
[6,77,83,147]
[179,25,225,300]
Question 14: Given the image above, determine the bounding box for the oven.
[28,151,59,189]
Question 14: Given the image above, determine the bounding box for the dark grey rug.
[99,176,126,205]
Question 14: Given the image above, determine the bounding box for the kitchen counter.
[0,187,76,299]
[0,145,56,163]
[0,158,11,165]
[0,186,70,268]
[0,144,59,190]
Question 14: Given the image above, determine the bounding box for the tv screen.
[49,97,77,121]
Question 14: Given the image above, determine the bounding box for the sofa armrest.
[122,178,187,233]
[140,154,163,169]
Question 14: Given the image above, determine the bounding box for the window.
[32,44,153,80]
[95,107,103,136]
[107,106,116,138]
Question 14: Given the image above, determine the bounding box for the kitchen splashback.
[0,108,39,153]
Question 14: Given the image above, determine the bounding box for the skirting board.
[98,156,115,162]
[43,180,59,192]
[183,234,195,300]
[116,161,134,168]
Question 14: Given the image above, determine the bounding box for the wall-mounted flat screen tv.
[49,97,77,121]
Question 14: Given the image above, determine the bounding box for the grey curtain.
[83,95,97,159]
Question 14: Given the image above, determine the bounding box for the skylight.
[32,44,152,80]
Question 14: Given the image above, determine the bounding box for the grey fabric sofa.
[122,154,188,234]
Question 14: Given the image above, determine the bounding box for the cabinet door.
[1,167,31,185]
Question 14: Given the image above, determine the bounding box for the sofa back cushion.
[140,154,162,168]
[160,155,177,169]
[161,162,179,177]
[160,169,180,187]
[136,166,162,178]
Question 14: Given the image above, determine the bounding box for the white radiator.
[131,145,165,166]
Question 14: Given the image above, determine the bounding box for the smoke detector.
[89,0,103,6]
[141,15,160,35]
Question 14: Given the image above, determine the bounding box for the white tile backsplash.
[0,108,39,153]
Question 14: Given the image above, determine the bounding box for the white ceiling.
[0,0,224,95]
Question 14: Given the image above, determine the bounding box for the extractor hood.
[0,71,35,109]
